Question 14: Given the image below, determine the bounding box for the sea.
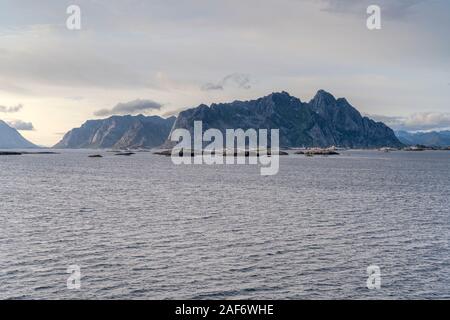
[0,149,449,299]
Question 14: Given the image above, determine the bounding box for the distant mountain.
[0,120,38,149]
[54,115,176,149]
[164,90,403,148]
[396,130,450,147]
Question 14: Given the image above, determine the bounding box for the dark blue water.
[0,150,449,299]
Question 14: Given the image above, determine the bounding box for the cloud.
[402,112,450,131]
[367,112,450,131]
[7,119,34,131]
[0,104,23,113]
[94,99,163,117]
[201,73,252,91]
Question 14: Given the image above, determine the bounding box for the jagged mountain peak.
[165,90,403,148]
[265,91,301,105]
[267,91,293,98]
[311,89,336,104]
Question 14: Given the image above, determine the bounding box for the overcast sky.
[0,0,449,146]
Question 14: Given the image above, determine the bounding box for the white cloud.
[402,112,450,131]
[368,112,450,131]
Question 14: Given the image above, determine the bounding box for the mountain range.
[54,115,176,149]
[164,90,403,148]
[8,91,450,150]
[0,120,38,149]
[396,130,450,147]
[2,91,406,150]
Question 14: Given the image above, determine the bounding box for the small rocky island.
[114,152,135,156]
[295,147,340,156]
[0,151,22,156]
[154,149,289,157]
[0,151,59,156]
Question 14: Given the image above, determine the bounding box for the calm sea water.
[0,150,449,299]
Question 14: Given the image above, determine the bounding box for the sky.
[0,0,449,146]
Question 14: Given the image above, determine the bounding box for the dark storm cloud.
[94,99,163,117]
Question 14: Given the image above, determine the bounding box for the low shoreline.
[0,151,59,156]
